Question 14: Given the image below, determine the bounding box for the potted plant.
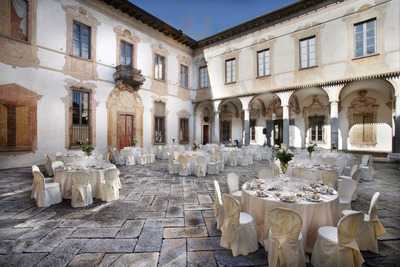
[132,138,138,147]
[275,144,294,174]
[307,143,317,159]
[80,143,94,156]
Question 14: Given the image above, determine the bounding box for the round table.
[241,178,338,252]
[56,163,118,199]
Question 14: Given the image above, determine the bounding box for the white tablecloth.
[56,163,118,199]
[178,151,210,175]
[241,178,338,252]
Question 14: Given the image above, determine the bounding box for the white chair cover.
[220,194,258,256]
[71,171,93,208]
[99,168,121,202]
[342,192,385,253]
[195,156,207,177]
[267,208,306,267]
[31,165,62,207]
[125,155,136,166]
[44,154,55,177]
[311,212,364,267]
[229,151,238,167]
[168,154,180,174]
[338,173,358,212]
[227,172,241,201]
[178,155,191,176]
[213,180,224,230]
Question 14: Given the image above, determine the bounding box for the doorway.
[202,124,209,145]
[118,113,135,149]
[273,119,283,146]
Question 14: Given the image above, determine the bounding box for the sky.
[129,0,297,40]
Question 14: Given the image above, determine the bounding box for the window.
[225,58,236,84]
[72,21,91,59]
[199,66,209,88]
[180,64,189,88]
[250,119,256,141]
[299,36,316,69]
[120,40,133,66]
[9,0,29,41]
[309,116,324,142]
[154,54,165,81]
[154,101,166,144]
[221,121,231,143]
[71,90,91,146]
[179,118,189,144]
[351,113,375,145]
[354,19,376,58]
[257,49,270,77]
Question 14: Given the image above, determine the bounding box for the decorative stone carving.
[303,95,329,117]
[177,109,190,118]
[107,86,144,149]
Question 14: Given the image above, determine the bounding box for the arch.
[338,79,394,152]
[107,85,143,149]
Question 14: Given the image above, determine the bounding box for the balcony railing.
[114,65,145,89]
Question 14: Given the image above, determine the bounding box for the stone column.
[282,104,290,146]
[239,96,254,146]
[243,108,250,145]
[387,77,400,153]
[212,100,222,144]
[276,91,294,147]
[330,101,339,150]
[322,84,346,150]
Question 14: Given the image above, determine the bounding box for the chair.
[227,172,241,201]
[125,155,136,166]
[229,151,238,167]
[111,148,123,165]
[266,208,306,267]
[195,156,207,177]
[99,168,121,202]
[207,157,219,175]
[359,155,374,181]
[311,212,364,267]
[44,154,55,177]
[216,152,224,172]
[213,180,224,230]
[168,153,180,175]
[342,192,385,253]
[337,168,359,212]
[31,165,62,207]
[178,155,191,176]
[71,171,93,208]
[220,194,258,256]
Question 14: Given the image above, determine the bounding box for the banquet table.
[288,163,338,187]
[55,162,119,199]
[120,147,143,163]
[241,177,338,252]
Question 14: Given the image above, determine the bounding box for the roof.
[100,0,344,49]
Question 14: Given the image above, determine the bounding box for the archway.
[107,85,143,149]
[218,98,242,144]
[289,87,329,149]
[338,79,394,152]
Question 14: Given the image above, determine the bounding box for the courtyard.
[0,160,399,267]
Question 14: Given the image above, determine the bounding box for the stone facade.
[0,0,399,169]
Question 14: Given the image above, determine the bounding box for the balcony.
[114,65,145,89]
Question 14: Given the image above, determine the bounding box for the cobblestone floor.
[0,160,399,267]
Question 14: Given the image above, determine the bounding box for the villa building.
[0,0,399,169]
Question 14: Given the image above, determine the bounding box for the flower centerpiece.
[275,144,294,174]
[307,143,317,159]
[80,143,94,156]
[192,142,200,151]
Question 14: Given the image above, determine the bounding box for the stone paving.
[0,160,399,266]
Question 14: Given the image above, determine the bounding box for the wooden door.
[202,125,209,145]
[118,114,135,149]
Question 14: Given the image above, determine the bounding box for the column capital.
[239,96,254,110]
[212,100,222,112]
[322,83,346,102]
[276,90,294,107]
